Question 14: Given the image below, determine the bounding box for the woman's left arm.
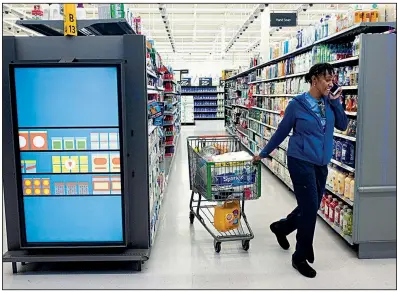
[329,92,348,131]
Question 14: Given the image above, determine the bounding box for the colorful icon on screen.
[92,154,110,172]
[19,131,48,150]
[23,178,50,196]
[76,137,87,150]
[30,131,48,150]
[19,131,29,150]
[111,176,121,194]
[21,160,37,173]
[63,137,75,150]
[110,154,121,172]
[92,176,111,194]
[64,158,77,171]
[51,137,63,150]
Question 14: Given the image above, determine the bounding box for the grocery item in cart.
[199,145,220,158]
[214,200,241,232]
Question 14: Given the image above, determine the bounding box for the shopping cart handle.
[197,135,234,138]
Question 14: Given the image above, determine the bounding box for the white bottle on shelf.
[42,4,50,20]
[98,4,111,19]
[385,4,396,22]
[76,4,86,19]
[49,4,62,20]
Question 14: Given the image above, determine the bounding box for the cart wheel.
[189,212,195,224]
[242,240,250,251]
[214,241,221,253]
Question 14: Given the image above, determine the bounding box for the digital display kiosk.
[10,63,125,246]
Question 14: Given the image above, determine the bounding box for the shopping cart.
[187,135,261,253]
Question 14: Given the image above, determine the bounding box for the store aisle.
[2,121,396,289]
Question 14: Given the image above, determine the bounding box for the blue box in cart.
[213,169,257,187]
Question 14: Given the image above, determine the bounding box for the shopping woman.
[253,63,348,278]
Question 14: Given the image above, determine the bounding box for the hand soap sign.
[270,13,297,27]
[199,77,212,86]
[181,78,191,87]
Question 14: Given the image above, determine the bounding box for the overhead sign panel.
[270,13,297,27]
[181,78,191,87]
[199,77,212,86]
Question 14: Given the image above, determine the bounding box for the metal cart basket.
[187,135,261,253]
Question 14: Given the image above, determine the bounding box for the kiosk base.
[3,248,149,274]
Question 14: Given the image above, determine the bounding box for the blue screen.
[14,66,124,244]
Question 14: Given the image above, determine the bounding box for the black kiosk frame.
[3,34,151,273]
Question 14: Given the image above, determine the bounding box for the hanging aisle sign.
[64,4,77,36]
[270,13,297,27]
[199,77,212,86]
[181,78,191,87]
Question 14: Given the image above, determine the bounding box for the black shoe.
[270,222,290,250]
[292,259,317,278]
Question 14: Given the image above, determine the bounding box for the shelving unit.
[2,18,181,274]
[224,22,396,259]
[181,86,225,120]
[162,74,181,177]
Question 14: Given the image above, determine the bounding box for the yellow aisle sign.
[64,4,77,36]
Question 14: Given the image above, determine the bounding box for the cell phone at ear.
[330,83,340,96]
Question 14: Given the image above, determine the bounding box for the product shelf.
[248,56,360,85]
[232,104,249,109]
[236,128,248,137]
[345,111,357,116]
[252,106,281,115]
[325,185,354,207]
[194,98,220,101]
[317,211,354,245]
[147,68,157,78]
[181,92,223,95]
[16,18,136,36]
[194,117,224,120]
[247,117,277,130]
[163,79,177,84]
[148,125,158,135]
[333,132,356,142]
[331,159,355,173]
[226,22,395,81]
[193,111,219,113]
[252,93,298,97]
[341,85,358,90]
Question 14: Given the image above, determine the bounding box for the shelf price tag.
[63,4,77,36]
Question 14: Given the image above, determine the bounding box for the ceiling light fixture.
[158,4,175,53]
[224,4,266,54]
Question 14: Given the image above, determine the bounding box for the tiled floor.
[2,121,396,289]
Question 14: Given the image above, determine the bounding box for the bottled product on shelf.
[342,208,353,236]
[264,6,396,69]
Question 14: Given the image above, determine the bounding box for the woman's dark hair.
[304,63,335,84]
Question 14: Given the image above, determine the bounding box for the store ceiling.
[3,3,350,64]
